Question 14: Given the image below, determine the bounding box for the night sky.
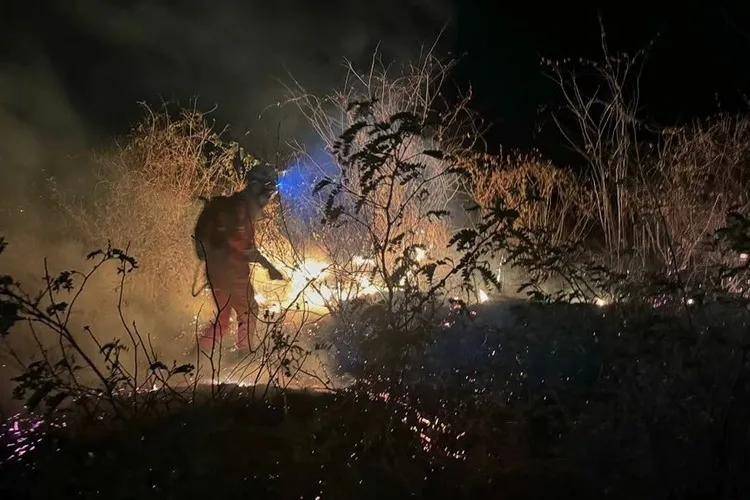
[2,0,750,182]
[456,2,750,156]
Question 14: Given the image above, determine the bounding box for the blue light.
[277,163,312,199]
[278,144,337,222]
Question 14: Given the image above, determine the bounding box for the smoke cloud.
[4,0,453,158]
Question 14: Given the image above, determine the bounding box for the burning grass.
[283,48,482,287]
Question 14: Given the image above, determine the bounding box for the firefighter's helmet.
[242,163,278,211]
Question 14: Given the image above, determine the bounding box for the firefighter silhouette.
[193,163,284,357]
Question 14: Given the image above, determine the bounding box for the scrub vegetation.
[1,33,749,500]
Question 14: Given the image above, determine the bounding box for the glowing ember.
[359,385,465,460]
[1,413,64,464]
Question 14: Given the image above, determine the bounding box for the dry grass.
[632,114,750,276]
[277,37,750,305]
[282,45,484,294]
[542,23,750,278]
[463,149,594,244]
[56,102,248,322]
[25,38,750,383]
[28,101,336,389]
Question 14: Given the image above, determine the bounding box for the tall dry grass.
[462,149,594,244]
[28,101,335,389]
[283,46,484,292]
[56,102,250,326]
[542,23,750,281]
[633,115,750,277]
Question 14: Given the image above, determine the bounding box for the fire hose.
[191,261,208,297]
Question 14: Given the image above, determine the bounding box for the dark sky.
[455,2,750,154]
[2,0,750,191]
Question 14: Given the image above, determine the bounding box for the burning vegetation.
[1,37,750,499]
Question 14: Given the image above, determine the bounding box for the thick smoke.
[4,0,452,155]
[0,0,454,412]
